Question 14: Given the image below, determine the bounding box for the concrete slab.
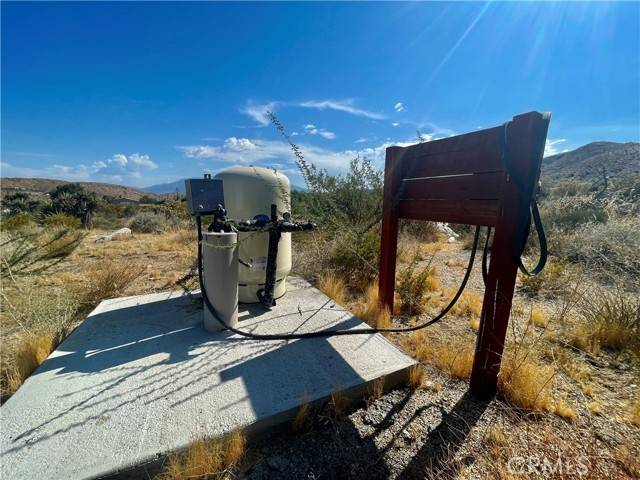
[0,277,415,480]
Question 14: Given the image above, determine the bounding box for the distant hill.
[543,141,639,183]
[0,178,160,201]
[143,179,185,195]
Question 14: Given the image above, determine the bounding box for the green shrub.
[43,213,81,230]
[129,211,169,233]
[396,254,434,315]
[1,213,36,232]
[328,229,380,290]
[518,259,571,296]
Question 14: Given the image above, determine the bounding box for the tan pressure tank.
[214,166,292,303]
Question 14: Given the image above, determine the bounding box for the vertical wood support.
[469,112,549,398]
[379,147,404,312]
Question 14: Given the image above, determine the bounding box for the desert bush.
[406,364,424,388]
[399,220,442,243]
[1,213,36,232]
[159,431,246,480]
[540,195,607,230]
[327,229,380,290]
[555,217,640,277]
[518,259,570,295]
[0,228,84,278]
[548,180,592,198]
[396,255,436,315]
[43,212,81,229]
[129,211,169,233]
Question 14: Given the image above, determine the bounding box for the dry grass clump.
[74,261,146,312]
[554,398,577,422]
[318,272,346,305]
[482,426,507,461]
[328,386,349,419]
[628,397,640,427]
[497,350,555,413]
[570,288,639,355]
[446,289,482,318]
[159,431,246,480]
[367,377,385,405]
[469,317,480,332]
[1,280,79,398]
[291,391,312,435]
[529,306,549,328]
[3,333,56,395]
[406,364,424,388]
[352,282,391,329]
[404,332,475,379]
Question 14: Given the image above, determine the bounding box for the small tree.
[49,184,98,229]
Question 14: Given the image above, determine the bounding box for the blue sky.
[2,2,639,188]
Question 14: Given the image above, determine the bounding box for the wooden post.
[469,112,549,397]
[378,146,404,311]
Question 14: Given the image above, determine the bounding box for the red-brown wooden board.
[378,111,551,397]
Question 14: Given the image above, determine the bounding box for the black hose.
[196,216,481,340]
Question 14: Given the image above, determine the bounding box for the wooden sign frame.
[378,111,551,397]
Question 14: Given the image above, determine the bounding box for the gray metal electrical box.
[184,175,225,215]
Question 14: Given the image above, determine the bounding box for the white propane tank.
[214,166,292,303]
[202,231,239,331]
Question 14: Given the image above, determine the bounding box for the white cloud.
[240,101,278,126]
[303,124,336,139]
[298,99,385,120]
[2,153,162,187]
[544,138,569,157]
[178,135,437,179]
[394,102,405,112]
[391,122,400,127]
[354,137,368,144]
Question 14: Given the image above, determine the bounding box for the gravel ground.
[239,240,640,479]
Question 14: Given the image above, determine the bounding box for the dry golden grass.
[368,377,385,403]
[497,351,555,413]
[628,397,640,427]
[74,260,146,312]
[530,306,549,328]
[469,317,480,332]
[328,386,349,419]
[404,332,475,379]
[587,400,602,415]
[406,364,424,388]
[159,431,246,480]
[352,282,391,329]
[318,272,346,305]
[291,391,312,435]
[447,289,482,318]
[482,426,507,461]
[4,333,55,395]
[554,398,577,422]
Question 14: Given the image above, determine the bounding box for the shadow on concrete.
[5,292,368,464]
